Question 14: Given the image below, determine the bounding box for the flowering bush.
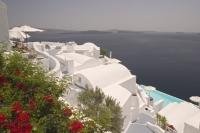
[0,51,103,133]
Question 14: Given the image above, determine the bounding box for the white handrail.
[32,42,62,78]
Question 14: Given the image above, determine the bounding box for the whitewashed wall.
[122,96,139,131]
[93,48,100,58]
[73,74,93,89]
[75,59,102,72]
[40,58,50,72]
[32,42,62,78]
[184,123,200,133]
[120,76,137,94]
[0,1,9,43]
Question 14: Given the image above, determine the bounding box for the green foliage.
[78,88,105,107]
[156,114,168,129]
[0,50,5,70]
[0,42,8,51]
[0,52,102,133]
[100,48,108,57]
[105,97,124,132]
[78,88,124,133]
[0,52,68,132]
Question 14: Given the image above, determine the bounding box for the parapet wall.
[0,1,9,43]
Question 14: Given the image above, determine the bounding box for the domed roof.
[77,42,100,51]
[76,63,133,88]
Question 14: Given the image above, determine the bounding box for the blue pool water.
[148,90,184,107]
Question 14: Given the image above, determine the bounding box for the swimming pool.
[147,90,184,107]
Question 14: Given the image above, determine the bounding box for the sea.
[28,30,200,101]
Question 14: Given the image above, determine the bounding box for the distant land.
[32,28,200,35]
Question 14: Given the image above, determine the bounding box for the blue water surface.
[148,90,184,107]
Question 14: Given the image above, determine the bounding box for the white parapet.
[32,42,62,78]
[146,122,165,133]
[0,0,9,47]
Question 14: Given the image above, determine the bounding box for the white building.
[158,102,200,133]
[30,42,101,78]
[31,41,200,133]
[0,0,9,43]
[56,52,102,74]
[73,62,141,129]
[41,41,102,75]
[31,42,62,78]
[31,41,147,130]
[184,112,200,133]
[64,42,100,58]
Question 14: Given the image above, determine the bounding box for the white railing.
[32,42,62,78]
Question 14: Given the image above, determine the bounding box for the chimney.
[109,51,112,58]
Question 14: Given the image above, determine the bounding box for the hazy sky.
[3,0,200,32]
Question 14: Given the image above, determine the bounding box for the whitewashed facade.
[30,41,200,133]
[0,0,9,43]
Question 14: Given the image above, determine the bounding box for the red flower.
[0,113,6,125]
[43,95,53,104]
[21,123,32,133]
[17,111,30,123]
[11,101,23,113]
[8,111,32,133]
[9,121,32,133]
[16,82,26,90]
[63,107,72,117]
[8,121,20,133]
[69,120,84,133]
[28,99,37,110]
[0,74,8,86]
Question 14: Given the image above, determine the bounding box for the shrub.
[0,51,102,133]
[78,88,124,133]
[156,114,168,130]
[100,48,108,57]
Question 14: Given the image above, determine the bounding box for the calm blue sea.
[28,31,200,101]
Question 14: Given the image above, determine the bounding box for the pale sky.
[3,0,200,32]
